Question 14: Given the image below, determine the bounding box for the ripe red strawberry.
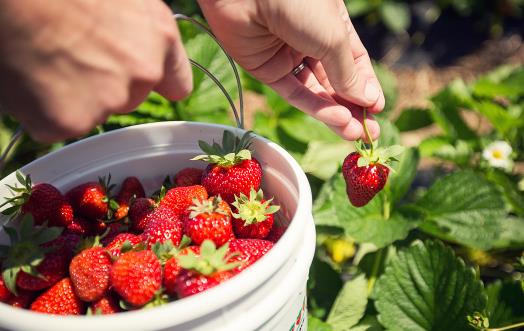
[89,294,121,314]
[159,185,208,216]
[128,197,156,233]
[66,176,113,220]
[163,246,200,297]
[110,250,162,307]
[142,206,183,248]
[184,197,233,246]
[105,233,142,257]
[173,168,203,187]
[231,188,279,239]
[42,232,81,259]
[174,240,238,298]
[69,247,112,302]
[5,289,35,308]
[193,131,262,203]
[66,217,93,236]
[0,275,11,302]
[342,139,403,207]
[113,176,146,221]
[0,217,65,294]
[228,239,273,272]
[266,225,287,243]
[30,278,84,315]
[16,252,68,291]
[0,172,73,227]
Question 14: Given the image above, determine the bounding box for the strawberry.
[0,172,73,227]
[173,168,203,187]
[110,250,162,307]
[266,225,287,243]
[174,240,238,298]
[342,125,404,207]
[69,247,112,302]
[227,239,273,272]
[159,185,208,216]
[66,217,93,236]
[105,233,142,257]
[66,175,114,220]
[128,197,156,233]
[184,197,233,246]
[113,176,146,221]
[142,206,183,248]
[88,294,121,314]
[16,252,68,291]
[0,275,11,302]
[42,232,81,259]
[231,188,279,239]
[162,245,199,297]
[0,217,64,294]
[5,289,35,309]
[193,131,262,203]
[30,278,84,315]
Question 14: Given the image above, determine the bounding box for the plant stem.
[362,108,374,155]
[383,192,391,220]
[367,248,384,295]
[489,321,524,331]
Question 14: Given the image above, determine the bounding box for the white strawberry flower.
[482,141,513,171]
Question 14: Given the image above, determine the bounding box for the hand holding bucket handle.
[0,13,245,173]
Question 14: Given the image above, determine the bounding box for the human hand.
[197,0,384,141]
[0,0,192,142]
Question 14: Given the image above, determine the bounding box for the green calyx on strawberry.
[232,188,279,225]
[0,172,33,217]
[352,140,404,171]
[188,197,228,219]
[177,240,239,276]
[192,131,253,168]
[151,235,191,265]
[0,216,63,295]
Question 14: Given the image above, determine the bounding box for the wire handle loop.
[174,14,244,129]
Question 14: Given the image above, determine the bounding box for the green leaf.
[374,240,487,331]
[348,316,383,331]
[279,113,341,143]
[346,0,373,17]
[314,173,418,248]
[394,108,433,132]
[181,33,236,113]
[387,147,419,204]
[327,274,368,330]
[418,136,452,158]
[300,141,352,181]
[486,280,524,327]
[414,170,523,249]
[379,2,411,33]
[373,63,398,116]
[308,315,334,331]
[308,257,343,319]
[430,88,477,141]
[473,101,522,138]
[485,170,524,217]
[376,118,400,147]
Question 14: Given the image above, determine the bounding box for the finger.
[352,109,380,142]
[154,24,193,100]
[268,65,351,127]
[319,1,382,109]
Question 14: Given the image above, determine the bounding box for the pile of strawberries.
[0,131,284,315]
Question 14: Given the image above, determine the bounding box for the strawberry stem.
[362,108,374,156]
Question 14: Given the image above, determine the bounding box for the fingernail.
[364,82,380,103]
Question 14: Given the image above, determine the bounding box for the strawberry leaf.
[374,240,487,331]
[326,274,368,330]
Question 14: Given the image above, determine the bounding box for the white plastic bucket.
[0,122,316,331]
